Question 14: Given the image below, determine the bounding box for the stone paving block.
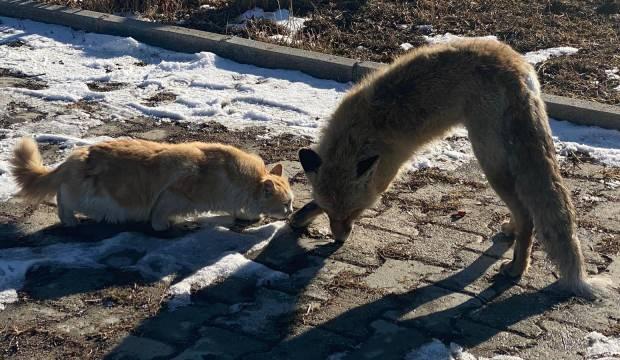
[519,251,568,292]
[422,246,508,296]
[412,223,500,267]
[172,326,269,360]
[246,227,336,273]
[136,303,230,345]
[401,182,509,237]
[244,327,357,360]
[277,160,304,181]
[313,226,403,268]
[363,259,444,294]
[290,183,315,210]
[576,227,617,270]
[583,202,620,232]
[213,287,296,342]
[272,256,367,297]
[303,288,400,340]
[547,290,620,334]
[342,319,430,359]
[466,286,559,339]
[358,205,421,237]
[517,320,589,360]
[383,285,482,336]
[427,201,508,238]
[451,319,537,358]
[107,335,176,360]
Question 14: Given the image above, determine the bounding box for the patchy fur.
[11,138,293,230]
[293,39,598,299]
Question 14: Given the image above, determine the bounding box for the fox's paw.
[500,259,527,279]
[500,220,516,237]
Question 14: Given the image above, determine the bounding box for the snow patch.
[423,33,498,44]
[586,332,620,359]
[407,127,474,171]
[233,8,307,35]
[524,47,579,64]
[422,33,577,65]
[400,43,414,51]
[550,118,620,167]
[0,220,289,310]
[605,68,620,80]
[405,339,524,360]
[0,16,346,136]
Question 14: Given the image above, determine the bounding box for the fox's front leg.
[289,201,324,228]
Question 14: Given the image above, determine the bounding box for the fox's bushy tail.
[10,137,62,203]
[510,81,596,299]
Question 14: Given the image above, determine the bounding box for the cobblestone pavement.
[0,76,619,360]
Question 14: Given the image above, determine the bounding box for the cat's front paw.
[151,219,170,231]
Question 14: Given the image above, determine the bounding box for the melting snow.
[0,16,346,136]
[422,33,578,65]
[400,42,415,51]
[523,47,579,64]
[232,8,307,35]
[0,220,289,310]
[585,332,620,359]
[405,339,524,360]
[423,33,498,44]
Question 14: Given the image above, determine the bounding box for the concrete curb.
[1,0,619,130]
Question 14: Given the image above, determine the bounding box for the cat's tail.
[10,137,63,203]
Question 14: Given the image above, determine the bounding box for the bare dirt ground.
[1,63,619,359]
[43,0,620,105]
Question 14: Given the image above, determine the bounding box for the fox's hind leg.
[477,168,534,278]
[492,184,534,278]
[57,185,78,226]
[466,113,534,278]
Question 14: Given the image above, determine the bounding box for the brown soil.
[86,81,128,92]
[143,91,177,107]
[166,121,313,163]
[44,0,620,105]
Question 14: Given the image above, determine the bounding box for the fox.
[10,138,293,230]
[290,39,599,299]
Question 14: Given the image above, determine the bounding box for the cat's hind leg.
[57,185,78,226]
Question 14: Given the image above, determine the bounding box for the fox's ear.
[270,164,283,176]
[356,155,379,178]
[299,148,321,173]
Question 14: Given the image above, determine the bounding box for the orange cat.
[10,137,293,230]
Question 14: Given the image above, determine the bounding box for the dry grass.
[47,0,190,19]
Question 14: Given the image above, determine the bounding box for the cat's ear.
[270,164,283,176]
[263,179,275,196]
[299,148,321,173]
